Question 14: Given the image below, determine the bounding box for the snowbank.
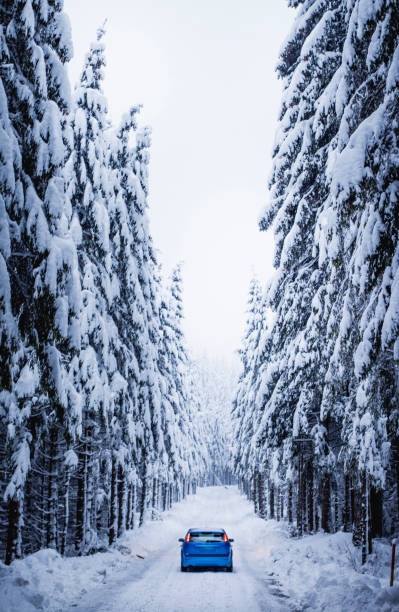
[0,547,129,612]
[263,523,399,611]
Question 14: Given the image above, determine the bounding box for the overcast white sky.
[66,0,293,359]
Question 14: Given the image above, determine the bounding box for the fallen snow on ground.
[0,486,398,611]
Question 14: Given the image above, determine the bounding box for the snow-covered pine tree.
[107,110,166,534]
[156,265,208,502]
[67,24,113,555]
[256,0,350,535]
[232,278,266,513]
[235,0,399,558]
[0,0,81,563]
[132,126,165,526]
[106,107,143,542]
[315,0,399,558]
[163,265,193,500]
[0,14,26,562]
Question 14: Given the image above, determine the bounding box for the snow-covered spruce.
[233,0,399,562]
[0,0,80,565]
[0,6,209,564]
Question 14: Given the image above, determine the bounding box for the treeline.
[0,2,208,565]
[232,0,399,563]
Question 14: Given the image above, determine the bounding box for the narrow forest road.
[2,486,392,611]
[65,487,296,612]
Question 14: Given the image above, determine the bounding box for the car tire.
[226,565,233,572]
[181,564,187,572]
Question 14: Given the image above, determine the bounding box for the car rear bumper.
[181,554,232,568]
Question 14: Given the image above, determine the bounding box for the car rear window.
[189,532,225,542]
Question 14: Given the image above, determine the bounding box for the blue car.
[179,528,234,572]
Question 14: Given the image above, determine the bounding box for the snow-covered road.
[66,486,293,612]
[3,486,397,612]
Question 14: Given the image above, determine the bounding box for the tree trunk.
[162,482,167,512]
[46,429,58,550]
[315,483,320,533]
[288,481,293,523]
[5,497,22,565]
[369,485,382,538]
[152,477,158,519]
[108,455,118,545]
[61,469,71,556]
[343,474,351,532]
[126,484,132,531]
[258,470,265,518]
[307,464,314,532]
[86,429,94,543]
[297,454,303,536]
[253,469,258,515]
[40,457,46,549]
[361,472,368,565]
[269,481,275,519]
[118,464,127,537]
[321,474,330,533]
[75,443,87,553]
[333,480,339,533]
[131,482,137,529]
[139,464,148,527]
[352,482,362,548]
[276,484,281,522]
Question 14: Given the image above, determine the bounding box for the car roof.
[188,528,226,533]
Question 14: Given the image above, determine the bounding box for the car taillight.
[185,533,191,542]
[223,533,228,542]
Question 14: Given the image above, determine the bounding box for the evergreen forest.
[1,0,399,586]
[232,0,399,565]
[0,1,232,566]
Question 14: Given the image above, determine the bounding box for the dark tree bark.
[343,474,351,532]
[108,455,118,545]
[269,481,275,519]
[46,428,58,550]
[297,455,303,536]
[307,464,314,533]
[276,484,281,522]
[5,498,22,565]
[352,482,362,548]
[152,477,158,519]
[161,482,167,511]
[24,474,33,555]
[333,480,339,533]
[258,470,265,518]
[139,463,148,527]
[370,485,382,538]
[61,468,71,555]
[253,468,258,515]
[288,481,293,523]
[117,464,127,537]
[75,443,87,553]
[126,484,132,531]
[85,428,94,543]
[361,472,368,564]
[131,482,137,529]
[321,474,330,533]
